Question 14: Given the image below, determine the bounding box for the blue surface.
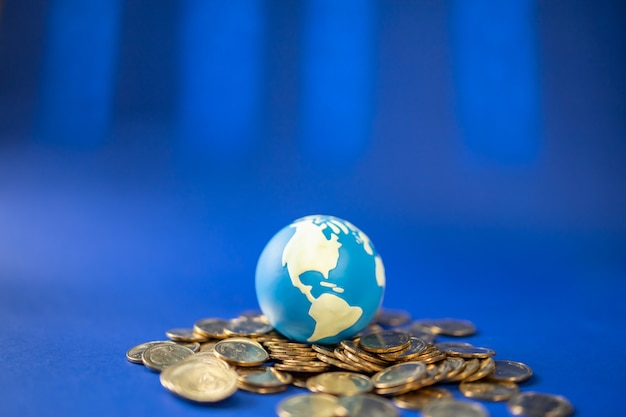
[0,144,624,416]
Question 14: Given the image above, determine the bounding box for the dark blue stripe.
[38,0,121,145]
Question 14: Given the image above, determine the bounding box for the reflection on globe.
[255,215,385,344]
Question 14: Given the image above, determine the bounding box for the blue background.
[1,1,625,416]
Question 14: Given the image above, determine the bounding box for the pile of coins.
[126,311,574,417]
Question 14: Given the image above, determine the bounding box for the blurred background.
[1,0,625,304]
[1,1,625,415]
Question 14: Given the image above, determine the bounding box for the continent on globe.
[255,215,385,344]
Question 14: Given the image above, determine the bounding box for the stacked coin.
[126,310,574,416]
[263,339,331,373]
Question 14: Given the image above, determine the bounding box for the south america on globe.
[255,215,385,344]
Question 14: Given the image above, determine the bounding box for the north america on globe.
[255,215,385,344]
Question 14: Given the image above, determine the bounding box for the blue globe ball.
[255,215,385,344]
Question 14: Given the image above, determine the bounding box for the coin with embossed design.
[193,318,230,339]
[237,366,293,388]
[126,341,174,364]
[490,360,533,383]
[160,360,238,402]
[359,330,410,353]
[507,392,574,417]
[378,337,428,361]
[371,361,427,389]
[460,380,519,401]
[142,343,194,372]
[223,318,274,336]
[214,337,268,366]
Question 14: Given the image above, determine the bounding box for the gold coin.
[376,362,445,396]
[160,360,238,402]
[270,353,314,362]
[444,358,480,382]
[442,345,496,359]
[359,330,411,354]
[165,328,207,342]
[337,394,400,417]
[198,340,217,352]
[289,373,313,388]
[183,352,231,369]
[267,348,318,357]
[341,340,388,366]
[142,343,194,372]
[507,391,574,417]
[333,348,375,374]
[306,371,373,396]
[125,341,175,364]
[176,341,201,353]
[276,393,342,417]
[274,363,330,373]
[354,324,386,338]
[264,341,311,349]
[342,349,384,373]
[435,341,474,350]
[422,398,489,417]
[490,360,533,383]
[392,387,452,410]
[378,337,428,361]
[395,322,437,343]
[421,318,477,336]
[269,349,318,357]
[429,360,452,384]
[371,361,427,389]
[375,379,425,396]
[281,358,328,367]
[193,318,230,339]
[375,308,411,327]
[214,337,269,367]
[237,381,288,394]
[442,357,466,380]
[460,380,519,402]
[412,350,447,364]
[311,344,337,358]
[223,318,274,337]
[255,332,289,343]
[316,352,361,372]
[237,310,269,322]
[464,357,496,382]
[237,366,293,387]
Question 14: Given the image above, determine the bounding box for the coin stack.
[126,311,574,417]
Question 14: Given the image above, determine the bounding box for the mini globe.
[255,215,385,344]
